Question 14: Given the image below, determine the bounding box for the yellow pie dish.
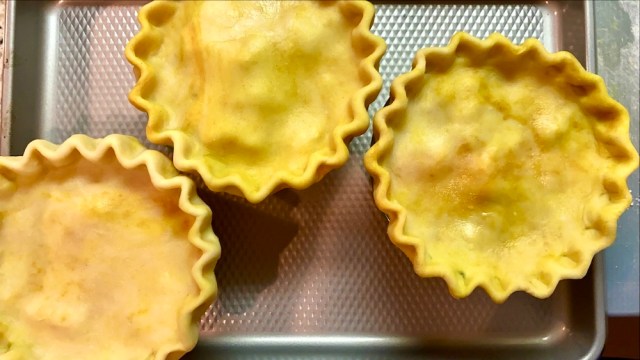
[126,0,386,203]
[364,32,639,303]
[0,134,220,359]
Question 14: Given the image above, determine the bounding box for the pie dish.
[0,134,220,359]
[126,0,386,203]
[364,32,639,302]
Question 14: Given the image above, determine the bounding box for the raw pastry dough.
[0,134,219,359]
[127,1,386,203]
[365,33,639,302]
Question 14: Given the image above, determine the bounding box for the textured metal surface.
[1,1,608,358]
[53,7,144,143]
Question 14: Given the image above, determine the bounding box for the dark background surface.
[602,316,640,359]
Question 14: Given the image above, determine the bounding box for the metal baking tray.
[1,1,606,359]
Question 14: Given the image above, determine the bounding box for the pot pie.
[0,134,220,359]
[364,32,639,302]
[126,0,386,203]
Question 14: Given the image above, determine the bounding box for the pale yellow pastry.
[0,134,220,359]
[364,32,639,302]
[126,0,386,203]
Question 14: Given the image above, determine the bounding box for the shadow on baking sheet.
[198,190,300,315]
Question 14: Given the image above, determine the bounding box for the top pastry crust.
[126,1,385,203]
[364,32,639,302]
[0,134,220,359]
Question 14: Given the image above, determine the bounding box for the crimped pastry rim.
[125,0,387,203]
[363,32,639,303]
[0,134,220,359]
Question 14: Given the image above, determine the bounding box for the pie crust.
[0,134,220,359]
[126,1,386,203]
[364,32,639,302]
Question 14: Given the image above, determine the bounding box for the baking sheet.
[1,1,605,359]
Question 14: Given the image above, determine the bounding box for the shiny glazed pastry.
[364,32,639,302]
[126,0,386,203]
[0,135,220,359]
